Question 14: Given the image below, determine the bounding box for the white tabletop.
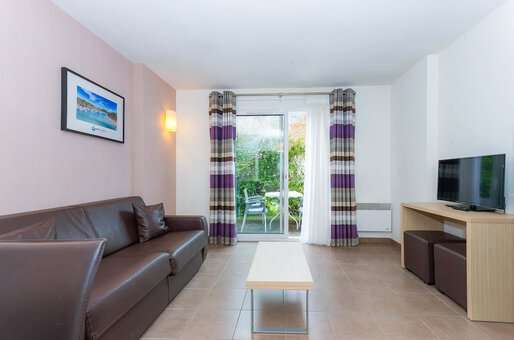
[245,242,313,290]
[264,191,303,199]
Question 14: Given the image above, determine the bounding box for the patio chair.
[290,196,303,231]
[241,188,267,232]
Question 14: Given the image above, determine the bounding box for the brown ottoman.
[434,242,467,310]
[404,230,464,284]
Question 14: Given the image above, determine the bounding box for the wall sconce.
[165,110,176,132]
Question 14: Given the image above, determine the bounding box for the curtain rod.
[234,91,331,97]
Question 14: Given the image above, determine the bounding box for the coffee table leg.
[306,290,309,333]
[251,289,255,333]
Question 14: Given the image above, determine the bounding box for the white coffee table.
[245,242,313,334]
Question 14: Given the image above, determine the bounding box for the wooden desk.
[401,203,514,322]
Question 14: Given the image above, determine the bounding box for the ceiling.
[51,0,505,89]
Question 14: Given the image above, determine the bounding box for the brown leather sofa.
[0,240,106,340]
[0,197,208,340]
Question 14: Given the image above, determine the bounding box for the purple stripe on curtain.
[210,174,235,188]
[330,174,355,188]
[209,223,237,238]
[331,224,358,239]
[329,124,355,138]
[210,126,236,140]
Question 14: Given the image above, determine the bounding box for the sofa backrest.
[81,197,143,256]
[0,196,145,257]
[0,206,97,240]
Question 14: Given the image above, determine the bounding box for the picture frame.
[61,67,125,143]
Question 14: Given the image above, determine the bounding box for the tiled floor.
[141,242,514,340]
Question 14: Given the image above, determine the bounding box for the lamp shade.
[165,110,176,132]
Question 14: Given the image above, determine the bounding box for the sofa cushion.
[0,218,56,240]
[82,197,144,256]
[86,252,170,340]
[133,203,168,243]
[164,231,207,273]
[54,208,99,240]
[116,230,208,275]
[0,207,97,241]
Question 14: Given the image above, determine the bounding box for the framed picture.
[61,67,125,143]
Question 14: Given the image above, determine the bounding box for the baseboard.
[232,236,401,247]
[360,237,399,247]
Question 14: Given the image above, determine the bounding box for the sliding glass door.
[235,114,286,235]
[235,112,306,238]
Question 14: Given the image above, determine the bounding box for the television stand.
[401,202,514,323]
[446,204,497,212]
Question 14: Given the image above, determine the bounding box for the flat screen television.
[437,154,506,211]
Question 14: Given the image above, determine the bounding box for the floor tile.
[423,315,492,340]
[141,308,196,339]
[328,310,383,339]
[182,309,240,339]
[200,288,247,311]
[187,274,219,289]
[475,321,514,340]
[374,314,436,339]
[169,288,209,310]
[234,310,288,338]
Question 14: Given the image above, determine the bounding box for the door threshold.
[238,234,300,242]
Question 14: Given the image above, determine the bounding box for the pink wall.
[0,0,176,215]
[132,64,176,213]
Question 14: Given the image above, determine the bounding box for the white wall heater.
[356,203,392,232]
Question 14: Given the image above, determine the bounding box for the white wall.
[390,56,439,241]
[176,87,392,230]
[390,0,514,240]
[354,87,392,205]
[437,0,514,213]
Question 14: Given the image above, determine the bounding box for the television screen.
[437,154,506,210]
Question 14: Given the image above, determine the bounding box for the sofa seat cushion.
[86,252,170,340]
[116,230,207,275]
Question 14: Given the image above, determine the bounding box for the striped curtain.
[209,91,237,246]
[330,88,358,247]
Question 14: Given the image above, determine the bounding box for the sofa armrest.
[165,215,208,234]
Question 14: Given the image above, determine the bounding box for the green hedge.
[235,137,304,219]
